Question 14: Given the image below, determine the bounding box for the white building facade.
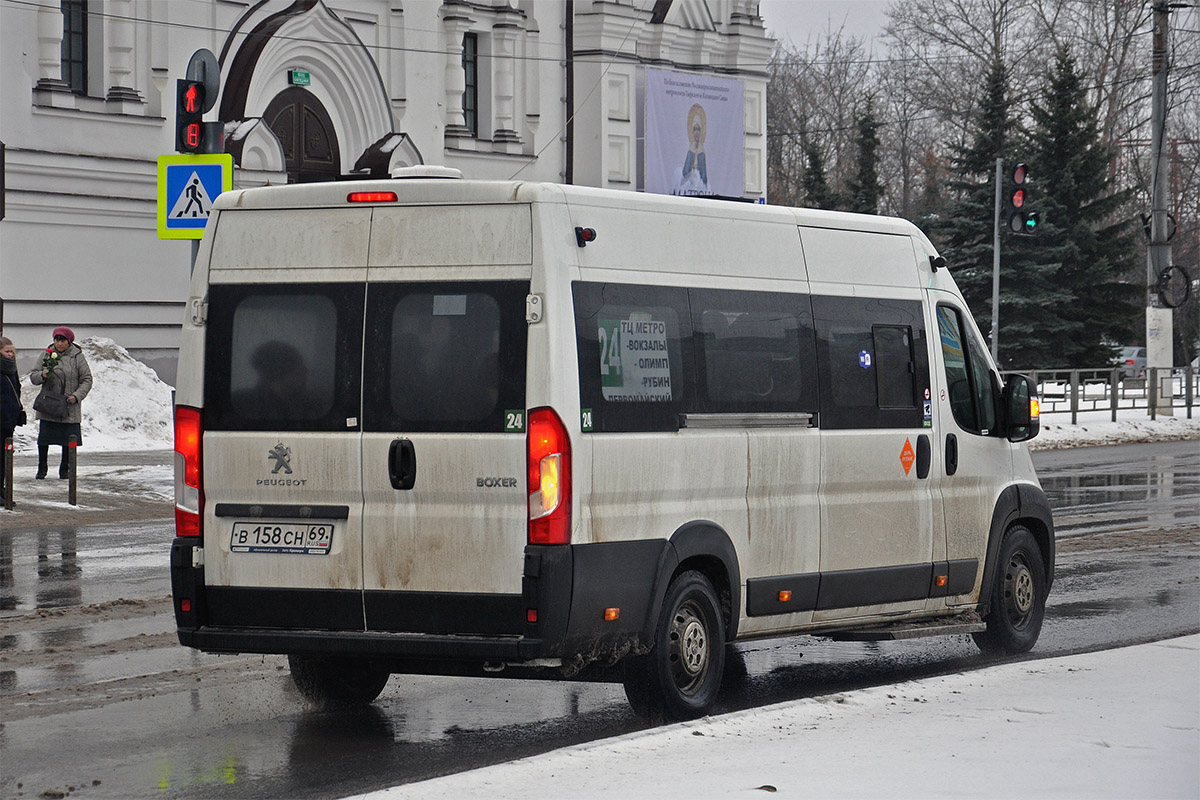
[0,0,774,380]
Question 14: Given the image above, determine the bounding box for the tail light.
[174,406,203,537]
[527,407,571,545]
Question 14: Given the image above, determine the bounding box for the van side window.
[363,281,529,433]
[690,289,817,414]
[204,283,364,432]
[937,305,998,435]
[812,296,929,429]
[573,282,691,432]
[873,325,916,409]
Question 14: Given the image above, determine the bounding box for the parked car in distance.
[1114,346,1146,379]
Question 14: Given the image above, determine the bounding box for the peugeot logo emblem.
[268,442,293,474]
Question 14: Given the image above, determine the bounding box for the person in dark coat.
[1,336,26,498]
[29,327,92,479]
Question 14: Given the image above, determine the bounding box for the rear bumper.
[178,626,544,661]
[171,536,668,668]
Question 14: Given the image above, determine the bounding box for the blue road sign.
[157,154,232,239]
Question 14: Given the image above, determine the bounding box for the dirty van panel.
[368,204,532,267]
[200,282,366,621]
[811,293,942,621]
[209,208,372,272]
[800,227,921,289]
[360,281,529,619]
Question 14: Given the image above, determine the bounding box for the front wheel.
[623,570,725,721]
[973,525,1047,655]
[288,655,390,708]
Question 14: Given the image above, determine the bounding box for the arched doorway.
[263,86,341,183]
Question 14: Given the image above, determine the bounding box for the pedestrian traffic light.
[1005,162,1038,234]
[176,79,205,154]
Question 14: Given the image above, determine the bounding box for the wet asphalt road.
[0,440,1197,799]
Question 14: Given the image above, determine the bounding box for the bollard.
[3,437,12,510]
[68,435,78,506]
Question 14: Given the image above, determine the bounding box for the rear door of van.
[201,207,370,631]
[359,203,533,636]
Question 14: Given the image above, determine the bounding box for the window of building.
[61,0,88,95]
[462,32,479,137]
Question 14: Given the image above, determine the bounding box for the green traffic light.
[1024,212,1040,233]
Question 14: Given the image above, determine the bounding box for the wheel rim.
[1003,553,1035,631]
[668,599,710,696]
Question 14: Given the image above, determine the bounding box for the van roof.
[211,179,921,239]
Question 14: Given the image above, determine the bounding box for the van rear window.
[363,281,528,433]
[204,283,365,432]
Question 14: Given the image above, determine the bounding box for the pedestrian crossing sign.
[157,153,233,239]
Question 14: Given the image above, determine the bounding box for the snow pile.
[350,636,1200,800]
[15,337,174,452]
[1031,409,1200,450]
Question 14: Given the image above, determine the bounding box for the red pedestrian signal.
[176,79,206,153]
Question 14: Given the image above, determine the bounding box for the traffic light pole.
[991,158,1002,361]
[1147,1,1173,413]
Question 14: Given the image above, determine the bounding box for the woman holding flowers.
[29,326,92,479]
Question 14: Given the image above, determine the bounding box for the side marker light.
[935,575,948,588]
[778,590,792,603]
[604,607,620,621]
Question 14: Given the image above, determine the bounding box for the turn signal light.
[778,590,792,602]
[605,607,620,621]
[935,575,948,588]
[1030,398,1041,419]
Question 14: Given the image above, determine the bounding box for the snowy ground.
[347,636,1199,800]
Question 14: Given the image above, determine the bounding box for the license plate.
[230,521,334,555]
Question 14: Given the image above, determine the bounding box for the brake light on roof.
[174,406,203,537]
[347,191,398,203]
[527,407,571,545]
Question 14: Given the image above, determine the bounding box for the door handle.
[388,438,416,490]
[945,433,958,477]
[916,434,931,480]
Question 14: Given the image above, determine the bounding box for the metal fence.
[1000,367,1197,424]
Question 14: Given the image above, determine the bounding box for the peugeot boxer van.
[171,172,1053,720]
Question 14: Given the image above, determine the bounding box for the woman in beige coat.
[29,326,92,479]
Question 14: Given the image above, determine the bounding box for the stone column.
[441,12,474,139]
[34,0,71,96]
[491,22,521,144]
[105,0,145,111]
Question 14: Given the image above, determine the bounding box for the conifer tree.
[847,99,882,214]
[802,143,837,210]
[1013,46,1141,368]
[926,57,1016,346]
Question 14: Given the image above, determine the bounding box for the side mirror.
[1003,374,1040,443]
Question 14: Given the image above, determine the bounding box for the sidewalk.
[349,635,1200,800]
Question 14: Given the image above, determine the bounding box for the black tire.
[288,655,390,708]
[623,570,725,721]
[973,525,1047,655]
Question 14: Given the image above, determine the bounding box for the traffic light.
[176,79,205,153]
[1004,162,1038,235]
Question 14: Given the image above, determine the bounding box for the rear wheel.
[623,570,725,721]
[973,525,1047,655]
[288,655,390,708]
